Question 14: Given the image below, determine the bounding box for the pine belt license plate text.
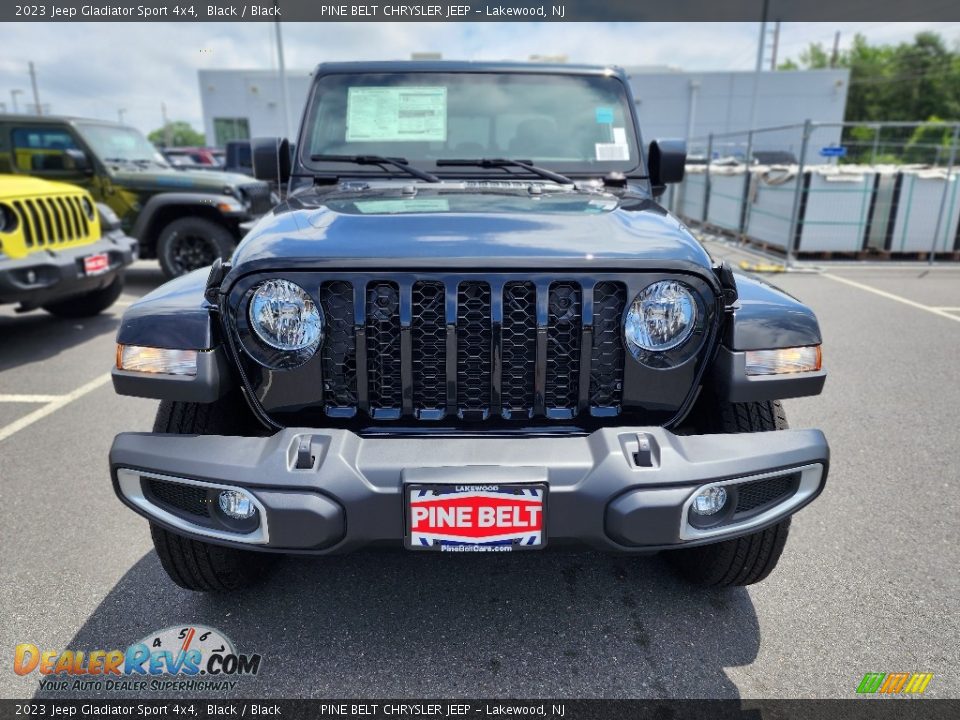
[406,484,547,552]
[83,252,110,276]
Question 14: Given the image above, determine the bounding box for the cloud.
[0,21,954,137]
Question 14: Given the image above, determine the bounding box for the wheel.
[665,397,793,587]
[42,274,124,318]
[150,523,273,593]
[156,217,234,278]
[150,394,275,592]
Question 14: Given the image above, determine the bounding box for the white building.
[625,66,850,162]
[198,65,850,162]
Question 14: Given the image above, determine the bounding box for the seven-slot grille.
[9,195,94,250]
[316,277,627,421]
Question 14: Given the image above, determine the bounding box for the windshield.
[301,71,642,178]
[76,123,169,167]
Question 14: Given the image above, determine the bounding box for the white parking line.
[0,373,112,443]
[0,394,66,403]
[822,273,960,324]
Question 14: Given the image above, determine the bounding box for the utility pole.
[747,0,770,133]
[830,32,841,68]
[161,102,172,147]
[11,89,23,114]
[28,62,42,116]
[274,20,291,139]
[770,21,781,71]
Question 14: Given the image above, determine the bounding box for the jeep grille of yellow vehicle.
[0,180,101,260]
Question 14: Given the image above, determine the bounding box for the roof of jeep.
[312,60,627,79]
[0,114,129,128]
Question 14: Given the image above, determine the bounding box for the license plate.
[83,253,110,276]
[405,484,546,552]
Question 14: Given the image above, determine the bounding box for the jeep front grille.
[9,195,95,253]
[315,276,628,421]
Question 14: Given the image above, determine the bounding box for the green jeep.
[0,116,275,278]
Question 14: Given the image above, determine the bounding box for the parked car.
[109,61,828,592]
[223,140,253,176]
[162,146,225,169]
[0,174,136,316]
[0,116,274,278]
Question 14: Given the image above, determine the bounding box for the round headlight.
[249,279,322,352]
[0,204,16,234]
[625,280,697,352]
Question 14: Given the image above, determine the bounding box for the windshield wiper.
[102,157,155,168]
[436,158,573,185]
[310,154,439,183]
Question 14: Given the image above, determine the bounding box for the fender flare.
[725,272,822,350]
[712,272,825,402]
[131,192,242,241]
[114,267,232,402]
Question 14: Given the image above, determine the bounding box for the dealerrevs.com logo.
[14,625,261,692]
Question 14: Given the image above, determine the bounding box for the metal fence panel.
[672,120,960,261]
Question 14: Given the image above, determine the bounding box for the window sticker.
[346,87,447,142]
[353,198,451,214]
[595,107,614,124]
[595,126,629,161]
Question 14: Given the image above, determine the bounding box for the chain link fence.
[668,120,960,263]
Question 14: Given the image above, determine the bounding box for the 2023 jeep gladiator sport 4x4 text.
[108,62,828,592]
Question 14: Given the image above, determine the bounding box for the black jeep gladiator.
[109,62,828,592]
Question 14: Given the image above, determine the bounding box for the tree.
[780,32,960,163]
[780,32,960,124]
[148,122,205,148]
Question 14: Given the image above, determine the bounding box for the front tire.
[665,397,792,587]
[43,274,124,318]
[150,394,274,592]
[156,217,234,278]
[151,523,273,593]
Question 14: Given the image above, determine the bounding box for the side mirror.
[252,137,290,184]
[648,139,686,196]
[65,148,93,173]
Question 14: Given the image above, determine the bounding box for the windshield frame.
[74,121,170,170]
[296,68,648,184]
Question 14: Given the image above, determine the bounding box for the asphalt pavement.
[1,249,958,700]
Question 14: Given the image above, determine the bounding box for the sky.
[1,21,958,135]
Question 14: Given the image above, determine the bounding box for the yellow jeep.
[0,175,137,316]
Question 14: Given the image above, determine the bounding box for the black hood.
[229,185,713,276]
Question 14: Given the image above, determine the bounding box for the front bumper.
[110,426,828,554]
[0,230,137,307]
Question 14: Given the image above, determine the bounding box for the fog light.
[117,345,198,376]
[691,486,727,516]
[218,490,257,520]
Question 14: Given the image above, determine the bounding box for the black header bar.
[0,700,957,720]
[5,0,960,22]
